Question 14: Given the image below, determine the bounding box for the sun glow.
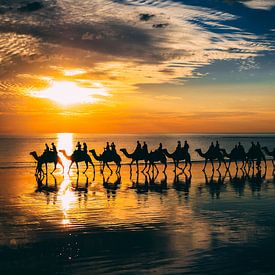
[30,79,109,106]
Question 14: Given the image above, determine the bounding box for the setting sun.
[30,79,109,106]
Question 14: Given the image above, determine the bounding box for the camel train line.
[30,140,275,175]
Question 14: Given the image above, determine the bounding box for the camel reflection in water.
[72,174,90,205]
[201,170,227,199]
[35,173,58,204]
[130,170,168,194]
[173,170,192,201]
[102,172,121,199]
[228,169,246,197]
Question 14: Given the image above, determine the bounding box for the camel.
[89,149,121,173]
[195,148,227,171]
[220,148,246,170]
[30,151,64,174]
[120,148,148,172]
[146,150,167,172]
[120,148,167,172]
[59,150,94,174]
[246,146,266,170]
[262,147,275,167]
[162,148,192,171]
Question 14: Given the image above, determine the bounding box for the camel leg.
[147,163,151,172]
[173,160,177,172]
[76,162,79,174]
[228,161,231,171]
[90,160,95,172]
[51,162,57,174]
[106,162,112,173]
[163,162,167,172]
[224,160,227,170]
[154,163,159,173]
[188,161,192,171]
[45,163,48,174]
[202,159,208,171]
[217,159,221,170]
[129,160,134,173]
[136,160,139,173]
[235,161,238,171]
[83,161,88,174]
[211,159,214,171]
[102,162,105,174]
[183,160,188,171]
[68,161,73,174]
[59,161,64,174]
[142,160,147,172]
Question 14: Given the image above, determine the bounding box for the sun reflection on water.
[57,133,76,226]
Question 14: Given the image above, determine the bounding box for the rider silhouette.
[105,142,110,152]
[237,142,245,154]
[214,141,220,155]
[183,140,189,153]
[157,143,163,152]
[134,141,142,154]
[51,142,57,153]
[176,141,181,152]
[111,142,116,153]
[76,141,81,151]
[142,142,148,154]
[44,143,50,153]
[208,142,215,154]
[83,142,87,153]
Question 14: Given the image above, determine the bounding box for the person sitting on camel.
[83,142,88,153]
[51,142,57,154]
[142,142,148,155]
[183,140,189,154]
[134,141,142,155]
[111,142,117,154]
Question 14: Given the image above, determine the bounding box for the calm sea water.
[0,134,275,274]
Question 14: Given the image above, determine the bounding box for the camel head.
[30,151,38,157]
[195,149,201,153]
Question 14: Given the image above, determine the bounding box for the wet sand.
[0,161,275,274]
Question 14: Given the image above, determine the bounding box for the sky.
[0,0,274,134]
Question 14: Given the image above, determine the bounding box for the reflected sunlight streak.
[57,133,77,226]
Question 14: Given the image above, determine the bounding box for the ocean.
[0,133,275,274]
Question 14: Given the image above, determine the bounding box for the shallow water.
[0,134,275,274]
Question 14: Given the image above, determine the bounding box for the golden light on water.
[57,133,76,226]
[57,133,73,173]
[30,79,109,106]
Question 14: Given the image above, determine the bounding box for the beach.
[0,134,275,274]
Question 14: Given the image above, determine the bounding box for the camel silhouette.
[195,148,226,171]
[246,146,266,170]
[162,148,191,171]
[120,148,167,172]
[120,148,147,172]
[262,147,275,167]
[89,149,121,173]
[220,148,246,170]
[59,150,94,174]
[146,150,167,172]
[30,151,64,174]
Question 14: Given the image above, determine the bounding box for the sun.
[30,79,109,106]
